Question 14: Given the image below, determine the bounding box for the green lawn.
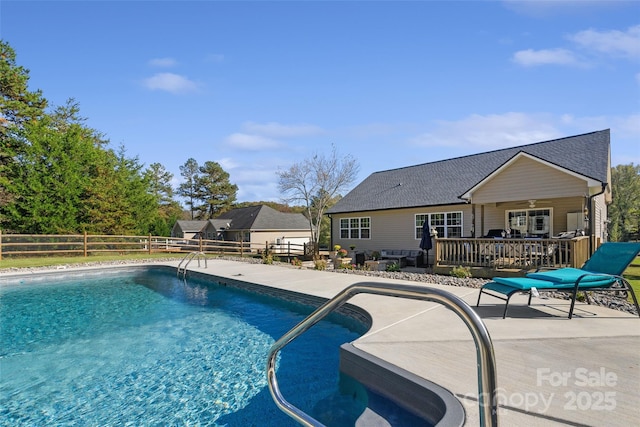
[0,253,186,269]
[625,256,640,303]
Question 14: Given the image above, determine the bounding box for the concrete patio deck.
[176,259,640,426]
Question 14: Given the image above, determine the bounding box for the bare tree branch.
[277,144,359,252]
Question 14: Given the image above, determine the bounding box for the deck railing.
[435,236,590,270]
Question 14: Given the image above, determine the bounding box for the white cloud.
[409,113,561,149]
[554,112,640,139]
[148,57,177,67]
[569,25,640,59]
[343,122,411,139]
[226,160,284,202]
[512,48,582,67]
[408,112,640,167]
[224,133,282,150]
[242,121,324,138]
[216,157,240,170]
[142,73,199,94]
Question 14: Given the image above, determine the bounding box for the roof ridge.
[370,129,610,175]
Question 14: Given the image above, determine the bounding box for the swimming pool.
[0,267,428,426]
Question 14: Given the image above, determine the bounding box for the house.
[171,220,207,239]
[199,205,312,248]
[326,130,612,259]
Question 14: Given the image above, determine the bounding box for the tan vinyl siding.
[472,156,589,204]
[249,231,311,246]
[331,205,472,252]
[593,194,607,241]
[480,204,505,235]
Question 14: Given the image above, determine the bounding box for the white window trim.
[415,212,463,239]
[339,216,371,240]
[505,208,554,237]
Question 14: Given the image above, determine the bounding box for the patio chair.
[476,242,640,319]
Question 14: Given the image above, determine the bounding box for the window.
[416,212,463,238]
[340,217,370,239]
[507,209,552,237]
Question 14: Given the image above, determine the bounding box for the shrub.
[291,258,302,267]
[337,248,348,258]
[451,265,472,278]
[314,259,327,270]
[385,262,401,272]
[338,263,355,270]
[333,244,341,251]
[262,253,274,265]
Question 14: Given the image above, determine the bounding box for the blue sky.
[3,1,639,203]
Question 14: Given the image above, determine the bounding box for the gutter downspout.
[587,183,607,255]
[328,214,333,254]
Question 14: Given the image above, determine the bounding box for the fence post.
[84,232,88,257]
[199,236,203,252]
[148,234,152,254]
[240,240,243,257]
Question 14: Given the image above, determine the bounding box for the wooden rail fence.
[0,231,311,261]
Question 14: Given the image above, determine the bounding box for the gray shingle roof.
[327,130,610,214]
[216,205,309,230]
[174,220,207,232]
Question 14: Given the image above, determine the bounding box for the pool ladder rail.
[266,281,499,427]
[176,251,207,279]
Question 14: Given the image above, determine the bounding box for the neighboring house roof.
[207,219,230,230]
[215,205,309,230]
[327,130,610,214]
[173,220,207,232]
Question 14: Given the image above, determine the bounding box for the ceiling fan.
[511,199,552,208]
[524,199,552,208]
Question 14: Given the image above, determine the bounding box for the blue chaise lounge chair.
[476,242,640,319]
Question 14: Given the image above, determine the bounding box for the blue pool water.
[0,268,372,426]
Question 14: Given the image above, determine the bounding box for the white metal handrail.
[176,251,207,278]
[266,281,498,427]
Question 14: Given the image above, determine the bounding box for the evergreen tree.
[114,147,158,234]
[195,161,238,219]
[0,40,47,207]
[145,162,183,235]
[80,149,132,234]
[177,158,199,219]
[1,100,105,233]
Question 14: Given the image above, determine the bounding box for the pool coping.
[340,343,465,427]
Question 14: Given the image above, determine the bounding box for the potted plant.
[334,248,351,268]
[330,244,341,259]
